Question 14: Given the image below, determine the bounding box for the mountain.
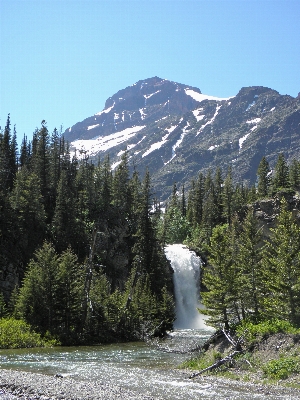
[64,77,300,200]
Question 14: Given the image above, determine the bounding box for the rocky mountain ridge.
[64,77,300,200]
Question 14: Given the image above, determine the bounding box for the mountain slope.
[64,77,300,199]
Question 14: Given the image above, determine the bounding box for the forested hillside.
[2,113,300,347]
[0,115,174,344]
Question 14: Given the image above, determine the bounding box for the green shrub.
[0,318,59,349]
[263,356,300,379]
[236,319,300,343]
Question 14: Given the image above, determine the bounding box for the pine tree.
[112,151,130,214]
[202,170,215,239]
[201,224,236,329]
[19,134,31,168]
[0,114,17,191]
[31,121,50,193]
[257,156,270,198]
[235,208,263,321]
[9,168,46,264]
[97,154,112,211]
[15,242,60,333]
[272,153,290,193]
[31,121,52,219]
[52,169,77,254]
[132,170,154,274]
[222,166,234,224]
[181,184,186,217]
[56,247,84,341]
[261,200,300,325]
[194,172,205,225]
[213,167,223,225]
[186,179,196,225]
[289,159,300,190]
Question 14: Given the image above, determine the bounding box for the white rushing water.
[165,244,208,330]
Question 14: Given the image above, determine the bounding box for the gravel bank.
[1,368,300,400]
[0,369,155,400]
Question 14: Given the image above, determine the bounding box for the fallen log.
[189,328,248,378]
[189,350,242,379]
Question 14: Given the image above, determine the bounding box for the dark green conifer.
[272,153,290,192]
[257,156,270,198]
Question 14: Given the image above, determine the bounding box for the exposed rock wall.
[251,192,300,238]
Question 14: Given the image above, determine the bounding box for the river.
[0,328,284,399]
[0,245,295,398]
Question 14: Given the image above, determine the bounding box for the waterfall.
[165,244,207,330]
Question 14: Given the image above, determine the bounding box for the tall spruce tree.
[289,159,300,190]
[257,156,270,198]
[0,114,17,191]
[213,167,223,225]
[222,166,234,224]
[194,172,205,226]
[272,153,290,193]
[52,169,82,256]
[235,208,263,321]
[201,224,236,329]
[9,168,46,264]
[261,200,300,325]
[112,151,131,214]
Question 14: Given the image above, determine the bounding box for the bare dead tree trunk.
[189,328,247,379]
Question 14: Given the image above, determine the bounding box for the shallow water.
[0,329,288,399]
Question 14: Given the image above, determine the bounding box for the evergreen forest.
[1,114,300,346]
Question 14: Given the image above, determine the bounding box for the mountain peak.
[64,79,300,200]
[65,77,203,142]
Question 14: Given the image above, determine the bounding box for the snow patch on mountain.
[239,133,251,149]
[71,126,146,157]
[208,144,219,150]
[196,105,222,136]
[165,124,178,133]
[95,102,115,116]
[246,118,261,125]
[144,90,161,99]
[142,133,170,158]
[139,108,147,120]
[185,89,230,102]
[246,95,259,111]
[87,124,100,130]
[155,116,168,123]
[164,123,190,165]
[192,108,205,122]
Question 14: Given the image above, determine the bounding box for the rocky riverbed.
[0,369,155,400]
[1,367,300,400]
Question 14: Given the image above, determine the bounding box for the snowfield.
[185,89,231,102]
[71,126,146,157]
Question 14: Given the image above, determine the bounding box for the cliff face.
[250,192,300,238]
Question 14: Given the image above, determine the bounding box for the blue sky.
[1,0,299,145]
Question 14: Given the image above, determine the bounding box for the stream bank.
[1,366,300,399]
[185,329,300,393]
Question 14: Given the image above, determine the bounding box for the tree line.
[1,113,300,343]
[0,115,174,344]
